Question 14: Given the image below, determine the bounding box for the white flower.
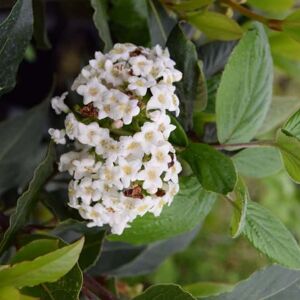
[65,113,79,140]
[148,111,176,139]
[119,99,140,125]
[77,177,103,204]
[127,76,155,96]
[129,55,153,77]
[108,43,135,61]
[137,162,163,193]
[51,92,69,114]
[149,142,172,171]
[100,163,123,190]
[147,84,174,112]
[89,51,106,72]
[77,77,106,105]
[72,154,102,180]
[118,157,142,188]
[58,151,81,173]
[48,128,66,144]
[77,122,109,147]
[119,136,144,160]
[164,158,182,184]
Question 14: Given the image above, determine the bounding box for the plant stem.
[220,0,283,31]
[211,140,275,150]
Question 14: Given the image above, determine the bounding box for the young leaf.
[283,10,300,43]
[208,265,300,300]
[258,97,300,135]
[187,11,244,41]
[166,25,203,130]
[282,108,300,139]
[243,201,300,268]
[0,0,33,96]
[0,99,49,195]
[247,0,294,13]
[181,143,237,194]
[230,177,249,238]
[0,238,84,288]
[108,176,216,244]
[90,0,113,53]
[0,143,56,255]
[132,284,196,300]
[216,23,273,144]
[232,147,282,178]
[276,130,300,183]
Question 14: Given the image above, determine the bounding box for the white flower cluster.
[49,43,183,234]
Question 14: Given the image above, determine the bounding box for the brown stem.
[83,274,118,300]
[211,140,275,150]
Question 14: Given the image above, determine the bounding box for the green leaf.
[184,282,233,298]
[108,176,216,244]
[230,177,248,238]
[0,99,49,195]
[216,23,273,144]
[276,129,300,183]
[32,0,51,49]
[132,284,196,300]
[109,0,150,46]
[258,96,300,135]
[147,0,176,47]
[232,147,282,178]
[167,0,212,13]
[0,238,84,288]
[282,108,300,139]
[208,265,300,300]
[283,10,300,43]
[90,0,113,53]
[0,286,21,300]
[0,143,56,255]
[169,115,189,147]
[272,52,300,79]
[181,143,237,194]
[91,228,198,277]
[247,0,294,13]
[0,0,33,96]
[243,201,300,268]
[187,11,244,41]
[167,24,202,130]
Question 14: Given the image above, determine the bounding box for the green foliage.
[216,23,273,144]
[247,0,294,13]
[283,10,300,43]
[181,143,237,194]
[282,108,300,138]
[169,115,189,147]
[184,282,233,298]
[108,176,216,244]
[0,0,33,96]
[243,201,300,268]
[232,147,282,178]
[187,11,244,41]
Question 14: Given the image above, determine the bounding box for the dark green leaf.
[169,115,189,147]
[188,11,244,41]
[0,238,84,288]
[133,284,196,300]
[108,176,216,244]
[147,0,176,47]
[181,143,237,194]
[232,147,282,178]
[91,227,198,276]
[0,99,49,195]
[216,23,273,144]
[90,0,112,53]
[276,129,300,183]
[167,25,202,130]
[0,0,33,96]
[32,0,51,49]
[0,143,56,255]
[207,265,300,300]
[230,177,248,238]
[282,108,300,139]
[243,201,300,268]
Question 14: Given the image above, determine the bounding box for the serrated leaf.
[207,265,300,300]
[230,177,248,238]
[282,108,300,139]
[167,24,202,130]
[188,11,244,41]
[91,227,198,277]
[216,23,273,144]
[283,10,300,43]
[0,143,56,255]
[276,129,300,183]
[0,238,84,288]
[0,0,33,96]
[232,147,282,178]
[108,176,216,244]
[247,0,294,13]
[243,201,300,268]
[132,284,196,300]
[258,96,300,135]
[0,99,49,195]
[90,0,112,53]
[181,143,237,194]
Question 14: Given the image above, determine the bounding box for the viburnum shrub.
[1,0,300,299]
